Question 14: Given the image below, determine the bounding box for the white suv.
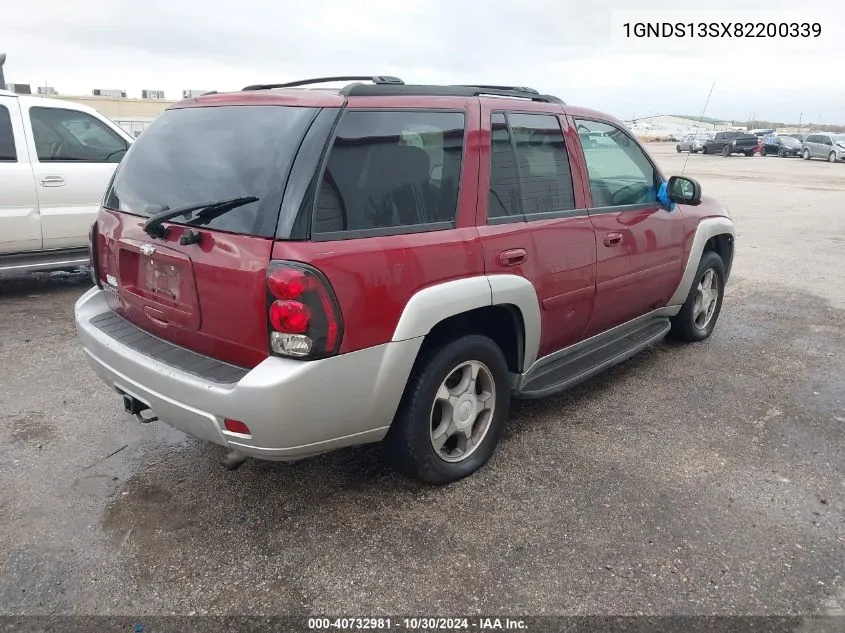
[0,90,134,274]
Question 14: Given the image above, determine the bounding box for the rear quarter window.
[310,110,466,240]
[105,105,320,238]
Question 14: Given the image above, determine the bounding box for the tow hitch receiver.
[121,393,158,423]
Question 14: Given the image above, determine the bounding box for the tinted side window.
[29,107,128,163]
[508,113,576,216]
[488,112,520,219]
[574,118,658,208]
[313,110,465,236]
[805,134,820,144]
[0,105,16,161]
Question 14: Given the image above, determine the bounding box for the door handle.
[40,176,66,187]
[499,248,527,267]
[603,232,623,247]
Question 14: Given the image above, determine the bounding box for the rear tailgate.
[93,101,335,369]
[734,135,758,149]
[96,209,273,367]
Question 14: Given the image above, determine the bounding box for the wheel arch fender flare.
[667,216,736,307]
[391,275,542,372]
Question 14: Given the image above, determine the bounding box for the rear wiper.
[142,197,259,238]
[187,196,260,227]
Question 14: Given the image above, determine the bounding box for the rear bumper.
[74,288,422,460]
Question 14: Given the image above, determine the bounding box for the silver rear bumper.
[74,287,421,460]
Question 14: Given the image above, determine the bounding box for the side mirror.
[667,175,702,205]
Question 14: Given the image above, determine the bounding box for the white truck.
[0,89,134,274]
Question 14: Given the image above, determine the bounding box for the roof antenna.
[682,81,716,176]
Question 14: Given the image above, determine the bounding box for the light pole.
[0,53,6,90]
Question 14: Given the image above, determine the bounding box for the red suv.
[75,76,735,484]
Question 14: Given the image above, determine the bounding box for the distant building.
[142,89,166,100]
[5,82,32,94]
[40,93,177,137]
[36,86,58,96]
[623,114,732,136]
[92,88,127,98]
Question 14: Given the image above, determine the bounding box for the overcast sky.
[4,0,843,124]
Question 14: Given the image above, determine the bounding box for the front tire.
[803,148,811,160]
[670,251,726,343]
[722,145,731,157]
[384,335,511,484]
[830,151,838,163]
[676,145,681,153]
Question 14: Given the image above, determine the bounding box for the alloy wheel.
[692,268,720,330]
[429,360,496,463]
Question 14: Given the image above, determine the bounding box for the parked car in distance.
[761,133,803,157]
[676,133,712,153]
[0,89,134,275]
[579,130,614,148]
[802,133,845,162]
[702,131,758,156]
[749,128,775,138]
[74,76,735,484]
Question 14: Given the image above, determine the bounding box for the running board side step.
[515,318,672,399]
[0,247,89,275]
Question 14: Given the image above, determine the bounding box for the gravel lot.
[1,145,843,617]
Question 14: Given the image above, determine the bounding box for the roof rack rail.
[242,75,404,91]
[457,84,540,95]
[338,83,564,104]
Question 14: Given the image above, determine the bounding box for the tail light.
[88,219,101,288]
[266,261,343,359]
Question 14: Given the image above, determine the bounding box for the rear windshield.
[105,105,319,237]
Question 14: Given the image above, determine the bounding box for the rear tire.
[670,251,726,343]
[722,145,731,157]
[384,335,510,484]
[676,145,681,153]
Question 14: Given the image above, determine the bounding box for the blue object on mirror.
[657,182,675,211]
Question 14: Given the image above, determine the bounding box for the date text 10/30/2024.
[307,617,529,630]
